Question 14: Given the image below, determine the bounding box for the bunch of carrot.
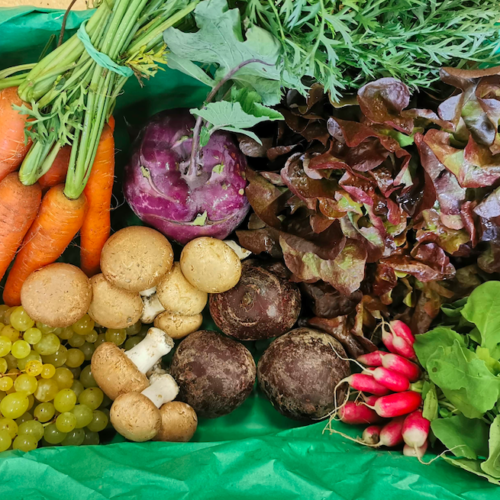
[330,320,430,458]
[0,87,115,306]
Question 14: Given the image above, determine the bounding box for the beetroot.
[124,109,250,245]
[209,261,301,341]
[170,331,256,419]
[257,328,351,421]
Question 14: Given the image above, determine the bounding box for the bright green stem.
[125,1,198,57]
[0,75,27,90]
[0,64,36,80]
[19,139,57,185]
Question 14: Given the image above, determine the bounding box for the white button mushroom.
[91,327,174,400]
[110,374,179,442]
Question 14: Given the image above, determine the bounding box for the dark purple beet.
[257,328,351,421]
[124,109,250,245]
[169,331,256,419]
[209,261,301,341]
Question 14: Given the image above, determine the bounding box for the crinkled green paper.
[0,7,499,499]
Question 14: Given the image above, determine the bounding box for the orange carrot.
[0,173,42,282]
[38,145,71,191]
[0,87,32,182]
[108,116,116,133]
[3,184,87,306]
[80,124,115,277]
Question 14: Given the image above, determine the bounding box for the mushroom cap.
[91,342,149,400]
[157,263,207,315]
[154,311,203,340]
[101,226,174,292]
[110,392,161,442]
[88,274,143,329]
[21,263,92,328]
[180,237,242,293]
[154,402,198,442]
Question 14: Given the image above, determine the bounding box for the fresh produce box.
[1,1,500,498]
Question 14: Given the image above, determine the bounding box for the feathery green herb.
[240,0,500,99]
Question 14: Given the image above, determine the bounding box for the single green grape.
[18,420,44,441]
[34,379,59,402]
[125,321,142,336]
[1,325,20,343]
[43,424,67,445]
[27,394,35,411]
[13,434,38,451]
[25,359,43,377]
[100,408,112,429]
[0,376,13,392]
[0,429,11,452]
[0,359,7,374]
[0,393,29,419]
[53,367,74,389]
[16,412,33,425]
[10,307,35,332]
[3,308,16,327]
[94,333,107,348]
[14,374,37,395]
[23,328,42,345]
[78,388,103,410]
[42,345,67,368]
[71,404,93,428]
[85,330,98,343]
[35,322,55,334]
[80,365,97,388]
[56,412,77,433]
[68,334,85,348]
[0,305,9,322]
[66,349,85,368]
[0,335,12,357]
[16,351,41,371]
[54,389,77,413]
[34,334,60,356]
[11,340,31,359]
[56,327,74,340]
[71,380,85,399]
[0,418,18,438]
[79,342,95,361]
[82,429,99,446]
[105,329,127,346]
[33,402,55,423]
[86,410,108,433]
[72,315,95,336]
[40,364,56,379]
[61,428,85,446]
[124,335,143,351]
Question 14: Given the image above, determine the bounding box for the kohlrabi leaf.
[444,458,500,486]
[462,282,500,359]
[165,53,215,87]
[482,416,500,478]
[164,0,282,105]
[431,415,489,460]
[426,341,500,417]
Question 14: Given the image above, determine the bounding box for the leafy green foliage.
[241,0,500,99]
[431,415,489,460]
[482,416,500,478]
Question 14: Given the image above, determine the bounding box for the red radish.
[339,401,382,425]
[382,329,397,353]
[357,351,387,367]
[390,320,415,345]
[343,374,390,396]
[364,395,379,406]
[379,416,405,447]
[362,367,376,374]
[362,425,382,445]
[402,410,430,448]
[381,354,420,382]
[392,336,417,360]
[372,367,410,392]
[403,441,428,458]
[373,391,422,418]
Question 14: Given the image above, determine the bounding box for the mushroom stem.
[125,327,174,374]
[142,373,179,408]
[140,287,166,323]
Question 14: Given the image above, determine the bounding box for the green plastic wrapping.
[1,7,499,499]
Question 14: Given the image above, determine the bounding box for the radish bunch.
[336,320,430,458]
